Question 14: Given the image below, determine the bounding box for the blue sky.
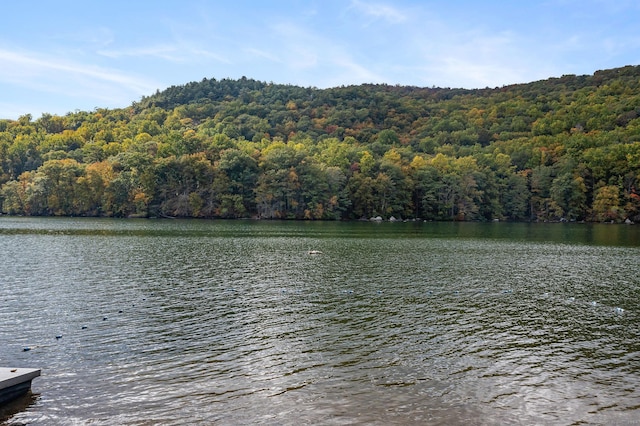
[1,0,639,119]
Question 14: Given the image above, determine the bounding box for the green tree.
[217,148,258,213]
[37,159,85,215]
[550,172,587,220]
[591,184,621,222]
[347,172,376,218]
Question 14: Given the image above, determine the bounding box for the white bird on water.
[308,250,323,255]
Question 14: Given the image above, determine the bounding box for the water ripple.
[1,220,640,425]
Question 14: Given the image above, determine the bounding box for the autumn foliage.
[1,67,640,222]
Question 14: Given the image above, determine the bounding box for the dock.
[0,368,41,405]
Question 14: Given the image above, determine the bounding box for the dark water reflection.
[0,392,38,424]
[1,218,639,425]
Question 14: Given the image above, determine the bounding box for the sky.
[1,0,640,120]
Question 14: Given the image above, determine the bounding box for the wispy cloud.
[322,52,387,87]
[425,36,554,88]
[268,22,321,71]
[349,0,407,24]
[0,47,158,109]
[264,20,386,87]
[1,0,638,118]
[243,47,281,63]
[98,44,230,64]
[98,45,182,61]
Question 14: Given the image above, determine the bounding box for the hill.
[1,66,639,221]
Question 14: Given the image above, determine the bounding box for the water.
[1,218,639,425]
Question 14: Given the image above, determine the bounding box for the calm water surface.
[1,218,639,425]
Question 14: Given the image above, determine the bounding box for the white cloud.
[98,45,181,61]
[52,26,116,51]
[349,0,407,24]
[2,0,636,119]
[427,57,525,89]
[243,47,281,63]
[268,22,321,71]
[324,52,387,86]
[98,43,230,64]
[0,47,159,109]
[263,20,386,87]
[0,101,40,120]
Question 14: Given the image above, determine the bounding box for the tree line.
[1,67,639,222]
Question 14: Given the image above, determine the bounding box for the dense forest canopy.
[1,66,639,222]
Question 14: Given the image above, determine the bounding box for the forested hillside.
[1,66,640,222]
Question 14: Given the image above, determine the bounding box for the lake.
[1,218,639,425]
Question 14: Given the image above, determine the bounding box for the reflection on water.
[0,392,38,424]
[1,218,639,425]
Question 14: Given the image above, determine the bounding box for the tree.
[501,172,529,221]
[36,159,85,215]
[75,161,114,216]
[347,173,375,218]
[550,172,587,221]
[411,160,441,220]
[591,184,621,222]
[217,148,258,213]
[1,179,26,214]
[2,67,640,221]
